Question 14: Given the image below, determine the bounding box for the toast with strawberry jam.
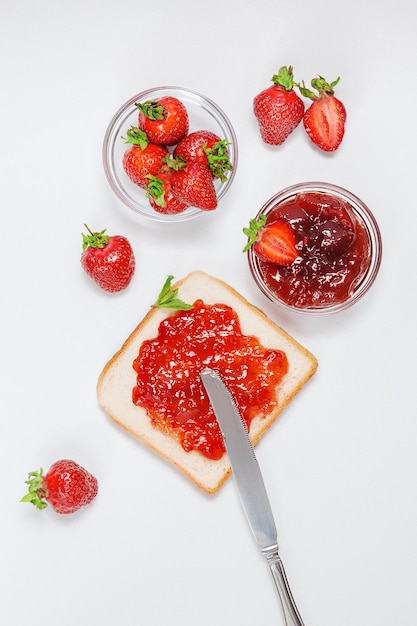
[97,271,318,494]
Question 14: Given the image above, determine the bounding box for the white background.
[2,1,416,625]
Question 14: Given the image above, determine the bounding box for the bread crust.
[97,271,318,494]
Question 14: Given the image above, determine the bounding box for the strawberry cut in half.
[300,76,346,152]
[243,215,299,265]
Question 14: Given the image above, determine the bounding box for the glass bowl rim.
[247,181,383,316]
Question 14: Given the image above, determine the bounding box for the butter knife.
[200,367,305,626]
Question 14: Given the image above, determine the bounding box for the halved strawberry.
[299,76,346,152]
[243,215,299,265]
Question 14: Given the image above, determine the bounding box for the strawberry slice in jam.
[254,220,299,265]
[132,300,288,460]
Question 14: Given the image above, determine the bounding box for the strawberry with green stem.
[173,130,233,182]
[136,96,189,146]
[122,126,168,188]
[253,66,305,145]
[165,155,218,211]
[145,171,190,215]
[21,459,98,515]
[81,225,135,293]
[299,76,346,152]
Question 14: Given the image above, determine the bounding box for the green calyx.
[299,75,340,100]
[82,225,109,250]
[20,468,48,510]
[204,140,233,182]
[272,65,298,91]
[242,214,267,252]
[135,100,167,121]
[122,126,149,149]
[164,144,232,181]
[164,154,187,171]
[145,175,166,208]
[153,275,193,310]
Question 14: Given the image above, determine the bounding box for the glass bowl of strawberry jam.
[103,86,238,222]
[247,182,382,315]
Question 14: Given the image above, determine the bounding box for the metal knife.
[200,367,305,626]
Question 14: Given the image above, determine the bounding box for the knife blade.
[200,367,305,626]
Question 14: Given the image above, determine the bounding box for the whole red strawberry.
[243,214,299,265]
[173,130,233,181]
[169,160,218,211]
[81,225,135,293]
[253,66,305,145]
[122,126,168,188]
[300,76,346,152]
[136,96,189,146]
[145,171,190,215]
[21,459,98,514]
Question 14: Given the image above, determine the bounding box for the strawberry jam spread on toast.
[132,300,288,460]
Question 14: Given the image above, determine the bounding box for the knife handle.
[265,548,305,626]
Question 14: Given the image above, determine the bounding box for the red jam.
[257,192,371,308]
[132,300,288,460]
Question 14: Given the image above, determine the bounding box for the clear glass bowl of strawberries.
[103,86,238,221]
[245,182,382,315]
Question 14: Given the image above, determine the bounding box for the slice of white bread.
[97,271,318,494]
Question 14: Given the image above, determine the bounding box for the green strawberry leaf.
[164,154,187,171]
[298,81,317,100]
[204,140,233,182]
[122,126,149,149]
[145,175,166,208]
[154,275,193,310]
[82,225,109,250]
[310,75,340,94]
[299,75,340,100]
[272,65,298,91]
[20,468,48,510]
[242,214,267,251]
[135,100,166,121]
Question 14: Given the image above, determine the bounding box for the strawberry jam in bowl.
[246,182,382,315]
[103,86,238,222]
